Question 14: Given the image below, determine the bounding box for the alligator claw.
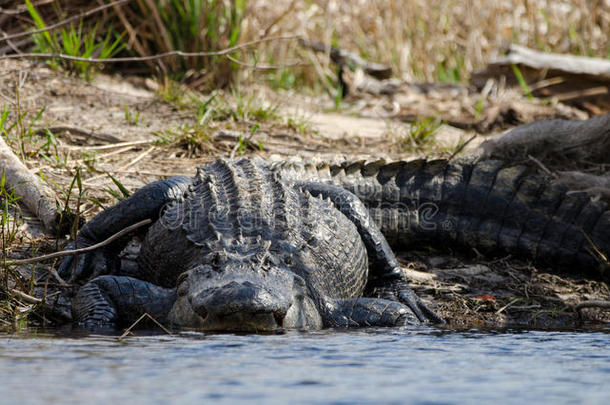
[373,279,444,324]
[397,288,445,325]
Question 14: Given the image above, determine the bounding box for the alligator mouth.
[199,311,286,333]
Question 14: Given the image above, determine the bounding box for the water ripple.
[0,328,609,405]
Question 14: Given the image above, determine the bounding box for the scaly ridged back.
[138,158,369,298]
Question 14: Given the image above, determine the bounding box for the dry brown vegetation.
[1,1,608,87]
[245,0,609,85]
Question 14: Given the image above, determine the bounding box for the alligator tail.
[275,158,609,274]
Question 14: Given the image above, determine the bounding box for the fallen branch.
[472,45,610,110]
[6,218,152,265]
[575,300,610,311]
[487,44,610,80]
[0,135,60,234]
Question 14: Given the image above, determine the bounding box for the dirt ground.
[2,58,609,331]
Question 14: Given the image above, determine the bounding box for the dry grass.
[2,1,608,88]
[242,0,609,86]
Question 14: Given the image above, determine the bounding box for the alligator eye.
[177,282,189,297]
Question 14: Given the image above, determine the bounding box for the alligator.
[57,157,609,332]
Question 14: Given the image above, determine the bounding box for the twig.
[0,0,54,15]
[543,86,608,102]
[79,139,153,151]
[261,0,296,37]
[6,218,152,265]
[447,133,478,162]
[229,131,259,159]
[528,154,557,178]
[83,146,155,185]
[581,229,609,264]
[116,145,155,170]
[111,0,153,69]
[575,300,610,311]
[528,76,565,92]
[84,145,137,160]
[142,0,174,61]
[0,0,131,44]
[10,288,42,304]
[118,312,173,340]
[35,126,122,143]
[0,35,302,63]
[0,29,26,55]
[495,298,520,315]
[225,54,302,70]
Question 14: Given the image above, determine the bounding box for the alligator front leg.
[297,181,443,324]
[323,298,419,327]
[73,276,176,327]
[58,176,190,282]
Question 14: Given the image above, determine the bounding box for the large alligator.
[57,157,609,331]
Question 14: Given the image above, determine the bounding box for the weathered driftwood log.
[0,136,60,234]
[472,45,610,111]
[474,113,610,162]
[484,44,610,80]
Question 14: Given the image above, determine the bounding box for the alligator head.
[167,262,323,332]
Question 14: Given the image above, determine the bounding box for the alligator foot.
[324,297,420,327]
[73,276,176,327]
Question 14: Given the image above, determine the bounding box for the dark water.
[1,327,609,405]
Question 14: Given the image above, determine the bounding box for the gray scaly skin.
[275,158,609,275]
[59,157,609,331]
[60,158,436,331]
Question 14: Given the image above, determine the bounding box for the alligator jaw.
[200,311,283,332]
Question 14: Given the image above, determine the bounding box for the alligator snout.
[190,280,291,332]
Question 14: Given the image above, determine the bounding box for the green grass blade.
[106,173,131,198]
[25,0,54,49]
[511,64,533,99]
